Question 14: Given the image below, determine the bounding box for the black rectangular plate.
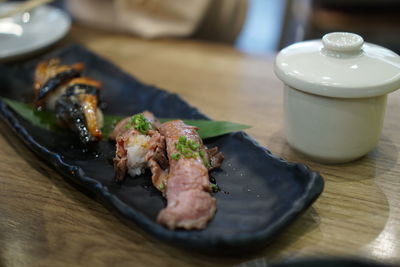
[0,44,324,254]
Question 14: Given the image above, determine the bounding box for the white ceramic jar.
[274,32,400,163]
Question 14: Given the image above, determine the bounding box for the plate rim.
[0,3,71,60]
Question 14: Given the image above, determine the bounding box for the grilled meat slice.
[157,120,217,230]
[114,128,144,181]
[112,112,166,182]
[33,59,103,143]
[54,77,103,143]
[145,130,168,190]
[111,117,223,230]
[109,111,159,141]
[34,58,84,106]
[55,94,92,143]
[157,190,216,230]
[67,77,103,140]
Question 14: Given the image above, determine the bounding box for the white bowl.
[275,32,400,163]
[284,85,387,163]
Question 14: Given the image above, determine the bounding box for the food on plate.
[110,115,224,229]
[32,59,227,229]
[33,59,103,143]
[34,59,84,107]
[110,112,167,185]
[157,120,223,229]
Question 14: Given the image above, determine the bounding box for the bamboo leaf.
[2,98,61,132]
[2,98,251,139]
[159,118,251,139]
[101,114,124,138]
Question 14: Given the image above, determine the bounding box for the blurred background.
[6,0,400,54]
[236,0,400,54]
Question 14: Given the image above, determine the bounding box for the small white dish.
[0,2,71,62]
[274,32,400,163]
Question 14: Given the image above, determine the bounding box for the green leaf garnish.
[101,113,123,139]
[159,118,251,139]
[1,98,251,139]
[2,98,62,132]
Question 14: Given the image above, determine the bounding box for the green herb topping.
[171,135,210,167]
[125,113,152,134]
[199,150,210,168]
[171,153,181,160]
[179,136,186,144]
[158,182,165,191]
[210,183,220,192]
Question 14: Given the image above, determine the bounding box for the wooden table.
[1,25,400,266]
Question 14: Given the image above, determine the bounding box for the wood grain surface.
[1,25,400,266]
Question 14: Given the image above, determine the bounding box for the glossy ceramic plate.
[0,44,324,253]
[0,3,71,62]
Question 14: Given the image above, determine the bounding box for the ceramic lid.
[274,32,400,98]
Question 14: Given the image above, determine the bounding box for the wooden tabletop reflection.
[1,25,400,266]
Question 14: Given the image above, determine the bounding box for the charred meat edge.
[34,58,84,106]
[54,77,103,143]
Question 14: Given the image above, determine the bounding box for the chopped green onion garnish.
[211,183,220,192]
[175,143,184,151]
[188,139,199,150]
[199,150,205,158]
[173,136,209,167]
[171,153,181,160]
[199,149,210,168]
[158,182,165,191]
[182,148,192,156]
[125,113,152,134]
[179,136,187,144]
[203,160,210,168]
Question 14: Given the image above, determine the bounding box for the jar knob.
[322,32,364,53]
